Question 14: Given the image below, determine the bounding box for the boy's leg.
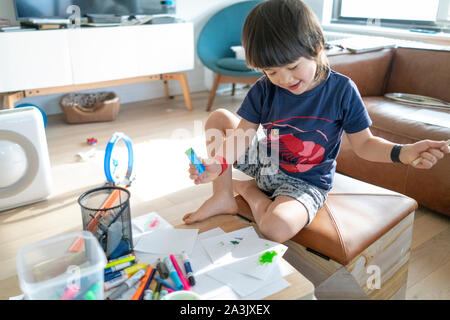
[234,180,309,243]
[183,108,240,224]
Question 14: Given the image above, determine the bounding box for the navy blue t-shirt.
[237,68,372,191]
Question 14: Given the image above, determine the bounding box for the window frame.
[331,0,449,33]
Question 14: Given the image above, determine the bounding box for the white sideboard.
[0,29,73,92]
[0,22,195,109]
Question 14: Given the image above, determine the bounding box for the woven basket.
[59,92,120,124]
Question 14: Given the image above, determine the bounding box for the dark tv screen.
[14,0,172,19]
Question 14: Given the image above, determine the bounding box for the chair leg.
[177,73,193,111]
[207,74,221,112]
[231,83,236,96]
[163,80,170,100]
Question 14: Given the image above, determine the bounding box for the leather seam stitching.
[324,202,347,265]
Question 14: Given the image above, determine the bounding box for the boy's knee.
[258,217,294,243]
[258,207,308,243]
[206,108,235,130]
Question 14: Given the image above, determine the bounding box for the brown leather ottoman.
[236,173,417,300]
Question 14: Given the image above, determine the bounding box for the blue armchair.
[197,1,263,111]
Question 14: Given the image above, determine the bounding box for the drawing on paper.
[146,217,160,228]
[258,250,278,265]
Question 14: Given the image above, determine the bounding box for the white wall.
[0,0,249,115]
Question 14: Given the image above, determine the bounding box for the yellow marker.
[124,263,148,277]
[105,254,136,269]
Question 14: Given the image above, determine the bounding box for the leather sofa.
[329,47,450,216]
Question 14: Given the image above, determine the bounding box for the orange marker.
[70,189,120,252]
[131,266,154,300]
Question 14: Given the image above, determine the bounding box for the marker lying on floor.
[412,139,450,166]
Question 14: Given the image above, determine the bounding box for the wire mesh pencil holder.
[78,186,133,260]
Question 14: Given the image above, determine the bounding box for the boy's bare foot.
[182,193,238,225]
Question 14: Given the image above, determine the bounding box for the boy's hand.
[188,157,222,184]
[400,140,450,169]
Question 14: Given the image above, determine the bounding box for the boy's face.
[262,56,319,95]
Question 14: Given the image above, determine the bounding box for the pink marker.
[169,254,191,291]
[60,285,79,300]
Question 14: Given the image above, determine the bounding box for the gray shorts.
[233,136,328,226]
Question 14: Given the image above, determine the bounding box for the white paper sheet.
[199,226,260,264]
[190,227,226,275]
[133,228,199,255]
[206,262,283,297]
[224,237,288,280]
[190,226,292,300]
[132,211,173,248]
[129,225,293,301]
[132,211,172,234]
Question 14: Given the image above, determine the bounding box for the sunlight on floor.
[131,135,208,203]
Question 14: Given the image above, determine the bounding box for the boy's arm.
[345,128,449,169]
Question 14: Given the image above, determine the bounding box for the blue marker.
[185,148,205,175]
[182,251,196,286]
[163,257,183,290]
[155,277,178,291]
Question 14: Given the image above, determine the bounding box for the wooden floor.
[0,89,449,300]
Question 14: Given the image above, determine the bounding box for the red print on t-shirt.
[264,116,329,173]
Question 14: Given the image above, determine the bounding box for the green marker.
[153,282,162,300]
[84,282,102,300]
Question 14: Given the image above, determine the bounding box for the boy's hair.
[242,0,329,80]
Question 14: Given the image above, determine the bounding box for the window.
[332,0,450,32]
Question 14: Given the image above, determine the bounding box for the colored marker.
[182,251,196,286]
[131,266,154,300]
[60,285,79,300]
[156,258,169,279]
[104,261,134,275]
[170,254,191,291]
[140,267,157,300]
[160,289,168,299]
[143,289,153,300]
[153,282,162,300]
[104,273,129,291]
[107,269,146,300]
[84,283,102,300]
[104,262,147,282]
[185,148,205,175]
[155,276,178,291]
[163,257,183,290]
[105,254,135,269]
